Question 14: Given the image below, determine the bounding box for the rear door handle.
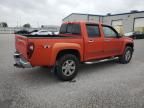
[89,40,94,43]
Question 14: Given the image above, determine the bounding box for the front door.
[102,25,122,56]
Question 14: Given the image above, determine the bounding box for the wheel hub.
[62,60,76,76]
[125,50,131,61]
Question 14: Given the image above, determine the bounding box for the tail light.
[27,42,35,59]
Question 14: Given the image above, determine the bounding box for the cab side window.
[86,25,100,38]
[102,26,118,38]
[60,24,81,35]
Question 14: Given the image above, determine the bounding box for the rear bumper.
[14,52,32,68]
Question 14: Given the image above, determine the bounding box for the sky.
[0,0,144,27]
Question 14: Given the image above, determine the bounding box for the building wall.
[63,14,102,23]
[103,12,144,33]
[63,14,88,22]
[88,15,101,23]
[63,12,144,34]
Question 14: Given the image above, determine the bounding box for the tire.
[119,46,133,64]
[55,54,79,81]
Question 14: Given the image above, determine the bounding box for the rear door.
[84,24,104,61]
[102,25,122,56]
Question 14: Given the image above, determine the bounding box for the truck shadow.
[14,60,119,86]
[79,60,118,74]
[14,67,60,87]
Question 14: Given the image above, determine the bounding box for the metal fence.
[0,27,60,34]
[0,27,38,34]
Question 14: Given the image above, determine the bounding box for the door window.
[103,26,118,38]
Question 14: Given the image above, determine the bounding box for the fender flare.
[50,43,82,65]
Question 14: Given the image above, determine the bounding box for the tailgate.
[15,34,28,59]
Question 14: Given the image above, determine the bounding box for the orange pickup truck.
[14,22,134,81]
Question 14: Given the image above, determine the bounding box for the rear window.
[60,24,81,35]
[72,24,81,34]
[60,24,67,34]
[67,24,73,33]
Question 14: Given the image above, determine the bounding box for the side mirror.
[117,33,122,38]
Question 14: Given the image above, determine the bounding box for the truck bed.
[15,33,82,61]
[15,34,80,38]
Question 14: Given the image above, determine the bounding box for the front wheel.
[55,54,79,81]
[119,46,133,64]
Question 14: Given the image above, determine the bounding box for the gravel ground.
[0,34,144,108]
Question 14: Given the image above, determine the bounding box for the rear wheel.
[119,46,133,64]
[55,54,79,81]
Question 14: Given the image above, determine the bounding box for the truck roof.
[63,21,102,25]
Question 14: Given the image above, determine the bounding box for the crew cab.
[14,22,134,81]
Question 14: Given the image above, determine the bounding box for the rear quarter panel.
[28,37,84,66]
